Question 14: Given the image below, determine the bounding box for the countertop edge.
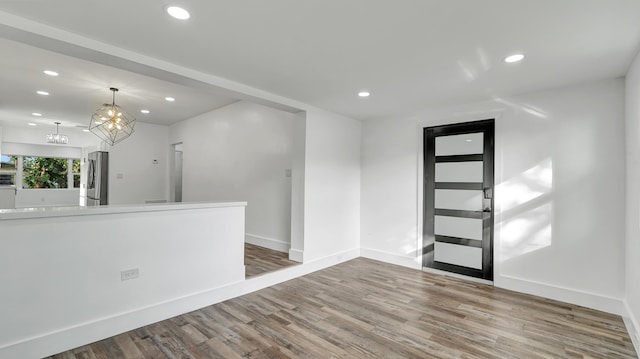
[0,201,247,221]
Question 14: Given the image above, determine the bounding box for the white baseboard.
[360,247,421,270]
[0,248,360,359]
[245,233,289,253]
[360,249,626,317]
[495,275,624,315]
[288,248,304,262]
[421,266,493,285]
[622,300,640,356]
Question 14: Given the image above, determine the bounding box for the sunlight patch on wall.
[496,158,554,261]
[400,226,418,257]
[499,203,553,261]
[497,158,552,211]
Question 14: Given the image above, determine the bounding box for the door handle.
[483,187,493,199]
[483,207,491,213]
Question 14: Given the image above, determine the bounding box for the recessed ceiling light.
[140,109,150,114]
[358,91,370,98]
[83,129,90,132]
[32,112,42,116]
[504,54,525,63]
[43,70,59,77]
[166,6,190,20]
[465,139,473,142]
[165,97,175,102]
[28,123,37,126]
[36,90,49,96]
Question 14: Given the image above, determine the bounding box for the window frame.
[1,154,81,190]
[0,154,18,186]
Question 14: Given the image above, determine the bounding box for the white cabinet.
[0,186,16,209]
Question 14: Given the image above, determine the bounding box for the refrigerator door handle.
[88,160,95,189]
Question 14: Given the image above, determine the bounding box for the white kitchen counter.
[0,201,246,220]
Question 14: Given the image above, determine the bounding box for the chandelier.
[46,122,68,144]
[89,87,136,145]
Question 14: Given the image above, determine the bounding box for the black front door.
[423,119,494,280]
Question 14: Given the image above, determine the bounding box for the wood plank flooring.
[245,243,298,278]
[47,258,637,358]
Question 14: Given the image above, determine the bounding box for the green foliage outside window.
[20,156,69,189]
[72,159,81,188]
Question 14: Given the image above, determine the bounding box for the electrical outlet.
[121,268,139,281]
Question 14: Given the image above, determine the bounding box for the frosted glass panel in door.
[434,216,482,240]
[435,162,483,183]
[434,189,482,211]
[434,242,482,269]
[435,133,483,156]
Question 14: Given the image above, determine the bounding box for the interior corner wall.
[303,109,361,262]
[361,78,626,313]
[168,101,295,250]
[625,49,640,349]
[108,122,169,205]
[289,112,306,262]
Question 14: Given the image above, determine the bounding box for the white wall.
[289,112,306,261]
[361,78,626,313]
[15,189,79,208]
[2,141,82,159]
[108,122,169,204]
[0,203,246,358]
[625,50,640,350]
[169,101,295,251]
[0,124,101,148]
[303,109,361,262]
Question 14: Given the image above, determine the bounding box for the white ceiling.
[0,0,639,122]
[0,37,239,129]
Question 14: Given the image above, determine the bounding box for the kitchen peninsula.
[0,201,246,357]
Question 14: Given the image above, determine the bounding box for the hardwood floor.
[47,258,637,359]
[244,243,298,278]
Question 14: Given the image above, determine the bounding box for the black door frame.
[422,119,494,280]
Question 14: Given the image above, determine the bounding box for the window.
[0,155,17,186]
[72,159,81,188]
[22,156,69,188]
[1,155,80,189]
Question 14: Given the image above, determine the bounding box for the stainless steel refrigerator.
[87,151,108,206]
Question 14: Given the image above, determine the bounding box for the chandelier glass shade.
[46,122,68,144]
[89,87,136,146]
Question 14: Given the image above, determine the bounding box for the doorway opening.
[170,143,183,203]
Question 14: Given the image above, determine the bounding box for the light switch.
[152,159,159,164]
[285,169,292,178]
[116,173,124,179]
